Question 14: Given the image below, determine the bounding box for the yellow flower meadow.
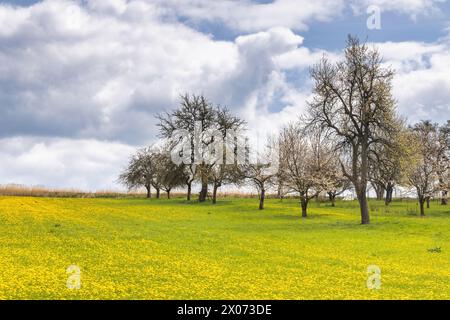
[0,196,449,300]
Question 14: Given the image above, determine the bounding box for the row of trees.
[120,94,246,203]
[118,146,185,199]
[119,36,449,225]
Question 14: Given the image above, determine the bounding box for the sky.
[0,0,449,191]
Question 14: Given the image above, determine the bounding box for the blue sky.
[0,0,449,190]
[4,0,450,48]
[189,4,450,49]
[305,10,450,49]
[177,2,450,50]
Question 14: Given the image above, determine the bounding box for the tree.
[154,150,185,199]
[157,94,215,202]
[327,178,352,207]
[368,126,409,206]
[279,123,336,217]
[326,158,352,207]
[308,35,399,224]
[279,124,314,218]
[151,165,163,199]
[436,121,450,205]
[118,147,156,198]
[275,135,290,201]
[182,164,196,201]
[210,164,236,204]
[370,176,385,201]
[406,121,440,216]
[210,107,246,204]
[238,143,278,210]
[157,94,244,202]
[241,163,276,210]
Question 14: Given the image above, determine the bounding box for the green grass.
[0,196,449,299]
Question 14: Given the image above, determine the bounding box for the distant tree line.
[119,36,449,225]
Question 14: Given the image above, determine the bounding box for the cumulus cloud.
[151,0,346,32]
[152,0,447,32]
[0,1,319,143]
[0,0,321,189]
[0,0,449,190]
[154,0,448,31]
[0,0,241,143]
[375,40,450,123]
[0,137,135,190]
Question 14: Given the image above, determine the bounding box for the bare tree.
[327,179,352,207]
[279,123,335,217]
[326,158,352,207]
[406,121,441,216]
[238,142,278,210]
[157,94,215,202]
[241,164,276,210]
[436,121,450,205]
[210,164,236,204]
[210,107,246,204]
[118,147,156,198]
[157,94,244,202]
[369,126,409,205]
[154,151,185,199]
[151,168,162,199]
[308,35,399,224]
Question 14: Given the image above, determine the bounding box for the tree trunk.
[373,183,385,201]
[357,187,370,225]
[328,192,336,207]
[199,181,208,203]
[277,184,283,199]
[259,189,265,210]
[419,197,425,217]
[212,184,219,204]
[156,188,160,199]
[166,190,171,199]
[300,197,308,218]
[426,196,430,209]
[186,182,192,201]
[442,190,448,205]
[145,185,151,199]
[377,189,385,201]
[359,141,370,225]
[439,177,447,205]
[385,184,393,206]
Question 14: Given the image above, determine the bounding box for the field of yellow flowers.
[0,196,449,300]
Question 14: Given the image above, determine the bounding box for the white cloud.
[0,137,135,190]
[350,0,447,18]
[152,0,346,32]
[376,40,450,124]
[0,0,449,190]
[0,1,320,189]
[150,0,449,31]
[0,0,241,144]
[0,1,316,144]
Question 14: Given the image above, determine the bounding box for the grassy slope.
[0,196,448,299]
